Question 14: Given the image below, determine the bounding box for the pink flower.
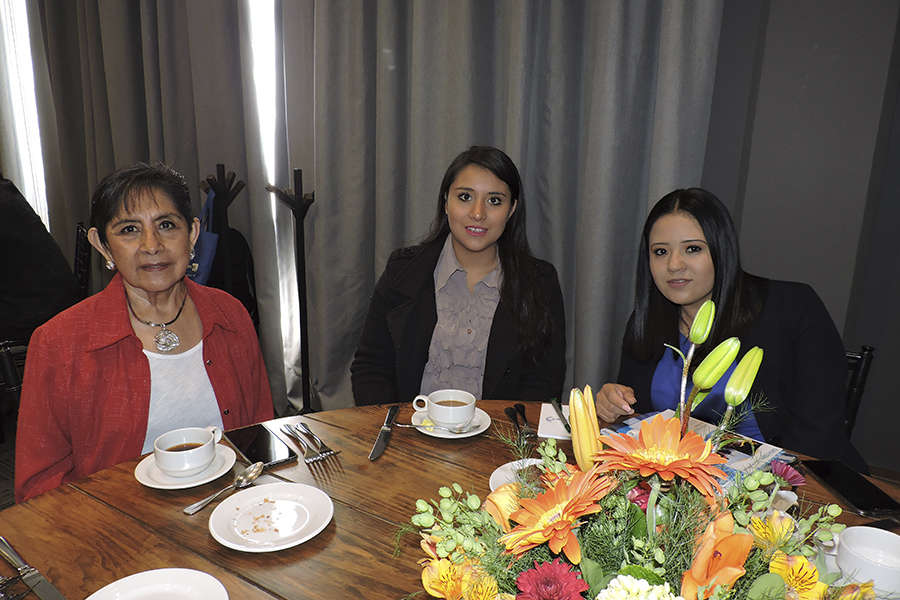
[627,481,652,511]
[771,461,806,488]
[516,558,588,600]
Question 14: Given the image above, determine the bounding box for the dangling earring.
[105,259,116,271]
[189,247,196,261]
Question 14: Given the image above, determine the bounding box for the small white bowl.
[836,526,900,596]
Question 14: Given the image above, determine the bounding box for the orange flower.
[497,467,616,564]
[681,512,753,600]
[420,556,474,600]
[595,414,727,496]
[484,483,521,533]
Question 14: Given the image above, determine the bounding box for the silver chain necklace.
[126,290,188,352]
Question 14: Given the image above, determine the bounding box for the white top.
[140,340,224,454]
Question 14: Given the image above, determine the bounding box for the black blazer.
[619,279,866,470]
[351,234,566,406]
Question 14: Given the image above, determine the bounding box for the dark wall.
[704,0,900,471]
[844,11,900,471]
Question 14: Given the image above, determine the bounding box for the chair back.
[845,345,874,436]
[0,340,27,443]
[74,221,91,300]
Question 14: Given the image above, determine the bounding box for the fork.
[281,424,324,464]
[294,422,340,459]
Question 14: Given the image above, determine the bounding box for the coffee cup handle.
[205,425,223,444]
[413,395,429,411]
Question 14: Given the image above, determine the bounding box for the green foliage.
[730,548,774,599]
[745,572,787,600]
[619,564,665,585]
[581,556,616,599]
[407,482,499,563]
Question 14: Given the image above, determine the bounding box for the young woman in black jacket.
[595,188,864,469]
[351,146,565,406]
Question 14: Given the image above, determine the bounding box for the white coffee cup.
[836,526,900,596]
[413,389,476,429]
[153,426,222,478]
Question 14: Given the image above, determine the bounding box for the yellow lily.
[769,551,828,600]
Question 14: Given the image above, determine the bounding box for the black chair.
[0,340,27,444]
[845,345,874,436]
[74,221,91,300]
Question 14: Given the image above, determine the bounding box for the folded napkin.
[537,403,571,440]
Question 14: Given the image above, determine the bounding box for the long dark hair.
[423,146,551,362]
[624,188,764,362]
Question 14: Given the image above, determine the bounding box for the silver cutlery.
[183,461,263,515]
[368,405,399,460]
[394,422,480,434]
[514,403,538,437]
[0,536,66,600]
[550,397,571,433]
[281,425,325,464]
[504,406,536,437]
[294,422,340,459]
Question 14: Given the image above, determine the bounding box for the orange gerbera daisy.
[595,414,727,496]
[498,467,616,564]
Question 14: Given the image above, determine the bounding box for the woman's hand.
[594,383,636,423]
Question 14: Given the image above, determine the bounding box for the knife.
[369,405,399,460]
[0,536,66,599]
[550,397,571,433]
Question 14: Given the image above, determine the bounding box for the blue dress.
[650,333,764,441]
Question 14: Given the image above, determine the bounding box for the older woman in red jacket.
[15,163,273,502]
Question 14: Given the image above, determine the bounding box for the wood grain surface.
[2,401,896,598]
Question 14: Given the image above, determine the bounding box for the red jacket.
[15,274,274,502]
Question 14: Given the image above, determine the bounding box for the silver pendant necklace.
[126,289,188,352]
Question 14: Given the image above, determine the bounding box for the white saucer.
[489,458,543,491]
[209,482,334,552]
[86,568,227,599]
[134,445,236,490]
[411,407,492,439]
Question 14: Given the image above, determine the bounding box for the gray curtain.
[25,0,296,415]
[299,0,723,409]
[19,0,723,413]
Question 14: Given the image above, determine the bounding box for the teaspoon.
[394,422,479,434]
[183,461,264,515]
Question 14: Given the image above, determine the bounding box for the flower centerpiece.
[400,301,876,600]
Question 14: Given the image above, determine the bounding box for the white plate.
[411,407,492,439]
[134,445,236,490]
[489,458,543,491]
[209,482,333,552]
[86,568,227,599]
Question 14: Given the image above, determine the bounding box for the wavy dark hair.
[423,146,552,363]
[90,162,192,245]
[624,187,764,362]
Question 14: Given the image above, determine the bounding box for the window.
[0,0,48,228]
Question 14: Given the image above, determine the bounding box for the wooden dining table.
[1,400,897,599]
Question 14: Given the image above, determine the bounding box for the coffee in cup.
[153,425,222,477]
[413,389,476,429]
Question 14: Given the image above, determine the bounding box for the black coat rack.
[268,169,315,414]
